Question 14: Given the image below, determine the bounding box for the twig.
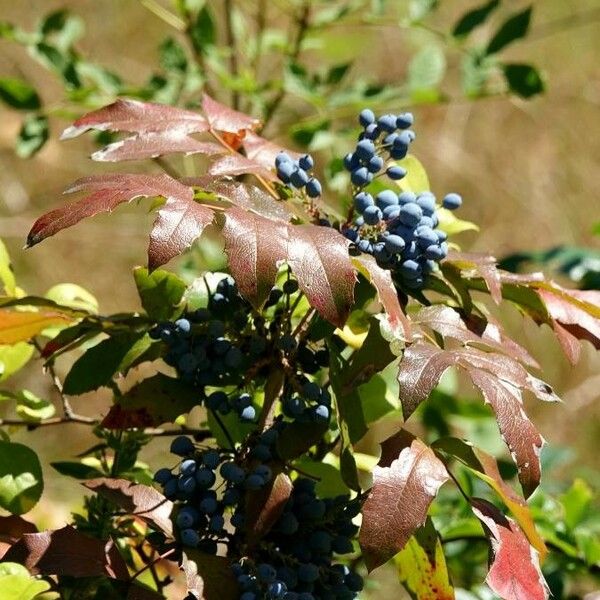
[33,339,84,421]
[131,547,176,582]
[0,416,96,428]
[252,0,267,82]
[141,0,186,31]
[223,0,240,110]
[262,0,311,129]
[210,409,236,451]
[291,306,315,338]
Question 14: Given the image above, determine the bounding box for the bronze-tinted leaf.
[92,133,223,162]
[432,438,546,558]
[221,208,288,307]
[83,478,173,538]
[244,472,293,542]
[182,549,238,600]
[467,369,544,498]
[352,254,412,340]
[3,525,129,580]
[208,154,278,181]
[242,132,301,169]
[0,515,37,558]
[286,224,356,328]
[471,498,549,600]
[398,343,458,419]
[148,197,215,270]
[445,251,502,304]
[27,174,193,247]
[359,433,449,572]
[62,99,209,138]
[102,373,201,428]
[201,94,261,135]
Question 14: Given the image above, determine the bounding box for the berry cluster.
[231,478,362,600]
[343,110,463,289]
[276,152,322,198]
[281,379,331,425]
[343,108,415,187]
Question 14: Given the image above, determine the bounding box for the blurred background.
[0,0,599,595]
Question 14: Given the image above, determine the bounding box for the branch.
[262,0,311,129]
[224,0,240,110]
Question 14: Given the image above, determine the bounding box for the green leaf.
[190,6,215,55]
[409,0,439,22]
[9,389,55,422]
[33,43,80,88]
[357,362,400,424]
[453,0,500,38]
[45,283,98,313]
[0,441,43,514]
[560,478,593,531]
[486,6,532,55]
[16,114,49,158]
[51,460,105,480]
[62,333,151,395]
[134,267,186,321]
[0,343,35,382]
[437,207,479,236]
[461,49,495,98]
[395,154,430,194]
[0,563,50,599]
[0,239,16,296]
[160,37,188,73]
[407,45,446,99]
[293,458,349,497]
[0,78,40,110]
[326,63,351,85]
[503,63,545,98]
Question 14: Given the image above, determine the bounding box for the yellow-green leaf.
[0,342,34,382]
[395,154,430,194]
[437,207,479,236]
[0,310,72,344]
[0,239,16,296]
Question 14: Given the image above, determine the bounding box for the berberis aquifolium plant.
[0,95,599,600]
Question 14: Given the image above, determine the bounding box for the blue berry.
[400,259,422,278]
[350,166,370,186]
[398,203,423,227]
[385,234,406,253]
[363,205,382,225]
[240,405,256,422]
[209,514,225,532]
[180,528,200,547]
[355,139,376,160]
[178,475,196,494]
[359,108,375,126]
[377,114,397,132]
[386,165,407,180]
[306,178,322,198]
[180,459,197,476]
[353,192,373,212]
[443,192,462,210]
[174,318,191,335]
[153,468,172,485]
[199,496,218,514]
[290,168,310,188]
[367,155,384,173]
[258,563,277,583]
[298,154,314,170]
[375,190,398,209]
[254,464,272,482]
[170,436,194,457]
[195,468,216,488]
[314,405,329,422]
[297,563,320,583]
[276,152,291,167]
[277,161,295,183]
[223,487,241,506]
[176,506,199,528]
[245,473,265,490]
[343,152,360,171]
[363,123,380,140]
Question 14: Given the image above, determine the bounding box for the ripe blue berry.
[153,468,172,485]
[386,165,407,180]
[385,234,406,253]
[350,166,370,186]
[290,168,310,188]
[170,436,194,457]
[443,193,462,210]
[363,205,382,225]
[298,154,314,170]
[359,108,375,126]
[180,528,200,547]
[354,192,373,212]
[355,139,376,160]
[399,203,423,227]
[195,468,216,488]
[377,114,397,132]
[240,405,256,422]
[375,190,399,209]
[305,178,322,198]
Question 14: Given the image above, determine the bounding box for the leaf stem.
[141,0,186,31]
[131,547,176,581]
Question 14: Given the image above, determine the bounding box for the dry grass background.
[0,0,599,580]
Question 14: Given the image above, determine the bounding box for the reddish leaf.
[471,498,549,600]
[222,210,356,326]
[193,177,293,221]
[551,320,581,364]
[0,515,37,558]
[433,438,546,558]
[359,432,449,572]
[287,224,356,328]
[148,197,215,270]
[242,132,301,169]
[202,94,261,136]
[467,369,544,498]
[3,525,129,580]
[208,154,278,181]
[245,472,293,542]
[92,133,223,162]
[27,174,193,247]
[446,251,502,304]
[102,373,200,428]
[222,207,288,307]
[352,254,412,340]
[84,478,174,538]
[62,99,209,138]
[182,549,239,600]
[398,343,459,419]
